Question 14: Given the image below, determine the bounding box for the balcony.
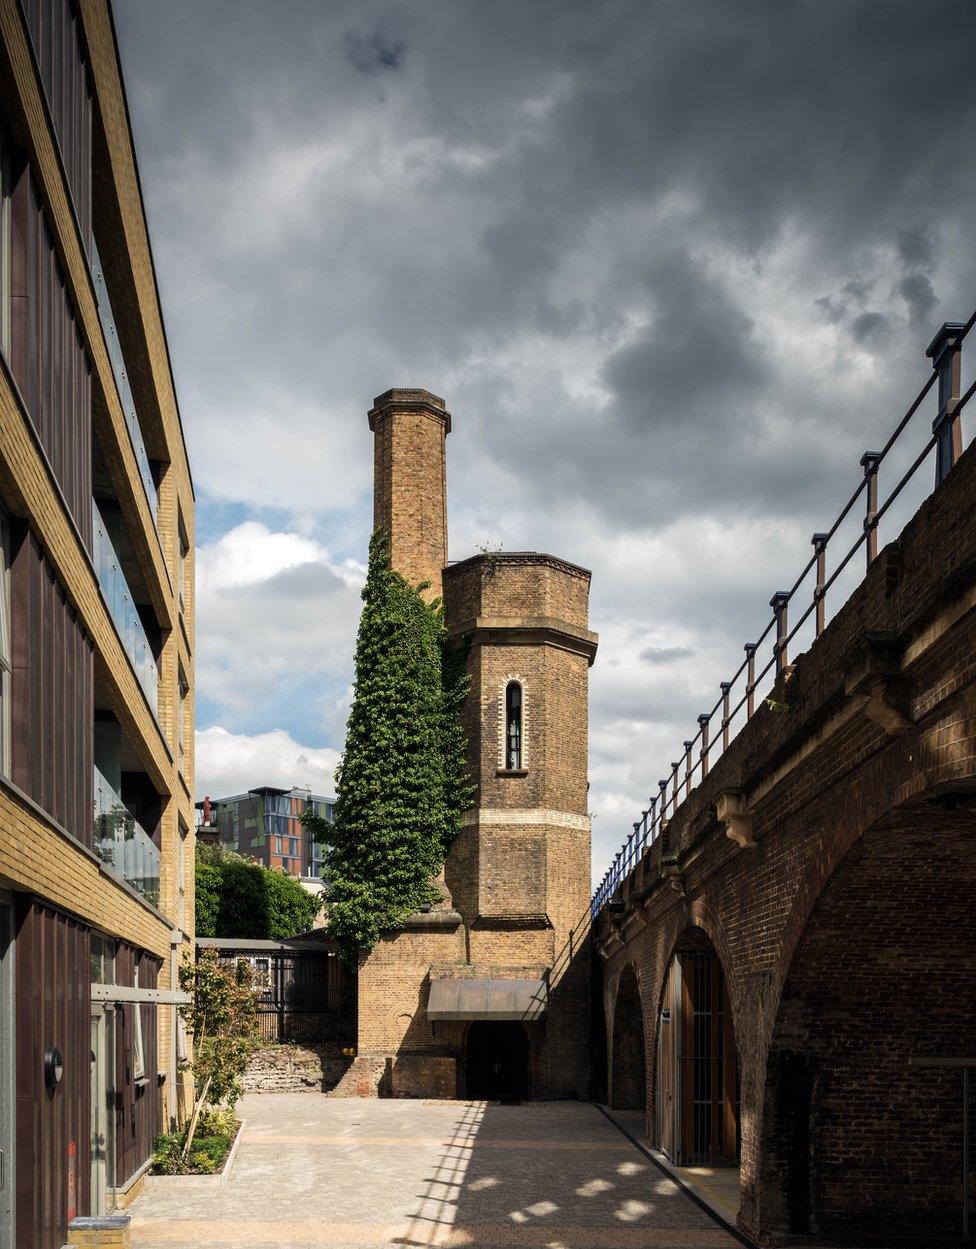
[93,762,160,909]
[92,497,159,716]
[91,239,159,523]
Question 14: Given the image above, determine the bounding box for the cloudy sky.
[115,0,976,883]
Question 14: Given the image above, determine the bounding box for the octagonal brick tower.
[354,388,598,1101]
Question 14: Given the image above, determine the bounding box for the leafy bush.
[194,846,320,939]
[150,1115,240,1176]
[194,860,221,937]
[302,529,474,962]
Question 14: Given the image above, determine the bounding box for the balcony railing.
[93,764,160,909]
[92,498,159,716]
[592,314,976,918]
[91,239,159,523]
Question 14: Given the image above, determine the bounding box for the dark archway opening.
[465,1021,529,1102]
[656,927,739,1167]
[610,964,646,1114]
[759,808,976,1243]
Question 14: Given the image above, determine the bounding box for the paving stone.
[129,1095,740,1249]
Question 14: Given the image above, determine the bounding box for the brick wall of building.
[598,437,976,1242]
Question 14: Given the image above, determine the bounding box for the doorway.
[656,939,739,1166]
[466,1022,529,1101]
[89,1006,115,1214]
[0,899,13,1249]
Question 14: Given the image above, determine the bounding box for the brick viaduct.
[595,437,976,1244]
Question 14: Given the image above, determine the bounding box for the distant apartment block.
[196,786,334,884]
[0,2,195,1246]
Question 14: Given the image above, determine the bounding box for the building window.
[132,962,146,1083]
[0,505,9,776]
[505,682,522,770]
[178,819,188,931]
[177,668,188,775]
[178,517,189,614]
[0,136,10,361]
[90,935,116,985]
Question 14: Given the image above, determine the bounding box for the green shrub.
[149,1117,240,1176]
[194,848,320,940]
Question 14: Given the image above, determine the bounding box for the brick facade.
[0,4,195,1245]
[598,438,976,1244]
[353,393,598,1099]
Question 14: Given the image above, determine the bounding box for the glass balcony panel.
[91,239,159,523]
[92,500,159,717]
[93,763,160,909]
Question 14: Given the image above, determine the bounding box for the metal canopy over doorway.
[427,977,547,1022]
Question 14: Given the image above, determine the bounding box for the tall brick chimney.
[367,388,450,601]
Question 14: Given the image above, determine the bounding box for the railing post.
[670,761,680,815]
[658,779,668,827]
[745,643,757,717]
[926,322,964,485]
[683,741,694,798]
[698,713,711,776]
[860,452,881,567]
[812,532,828,635]
[631,824,639,869]
[770,592,789,676]
[720,682,731,750]
[647,796,657,844]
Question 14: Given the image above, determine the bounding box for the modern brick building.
[196,786,333,884]
[346,389,598,1100]
[0,2,195,1246]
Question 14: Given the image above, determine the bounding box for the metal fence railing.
[591,314,976,919]
[207,946,349,1044]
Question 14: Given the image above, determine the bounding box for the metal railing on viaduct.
[592,314,976,917]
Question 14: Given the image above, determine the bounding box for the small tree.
[302,529,474,961]
[178,951,260,1159]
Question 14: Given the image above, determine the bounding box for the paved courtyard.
[129,1095,742,1248]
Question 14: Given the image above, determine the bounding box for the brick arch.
[658,903,740,1030]
[754,801,976,1242]
[609,962,647,1114]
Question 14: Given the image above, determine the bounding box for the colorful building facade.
[197,787,333,883]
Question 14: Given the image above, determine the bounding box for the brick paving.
[129,1095,742,1249]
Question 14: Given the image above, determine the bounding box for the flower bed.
[150,1108,241,1176]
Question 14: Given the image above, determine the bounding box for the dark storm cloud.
[113,0,976,871]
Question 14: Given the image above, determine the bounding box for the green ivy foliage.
[302,530,474,961]
[194,843,321,939]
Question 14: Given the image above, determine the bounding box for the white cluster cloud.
[195,726,339,802]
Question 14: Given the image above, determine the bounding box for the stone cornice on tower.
[444,551,591,583]
[368,388,452,434]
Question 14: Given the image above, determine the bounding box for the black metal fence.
[203,943,350,1044]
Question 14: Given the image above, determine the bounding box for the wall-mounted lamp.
[44,1045,63,1090]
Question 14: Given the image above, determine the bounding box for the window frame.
[131,962,147,1084]
[505,680,523,771]
[0,504,10,777]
